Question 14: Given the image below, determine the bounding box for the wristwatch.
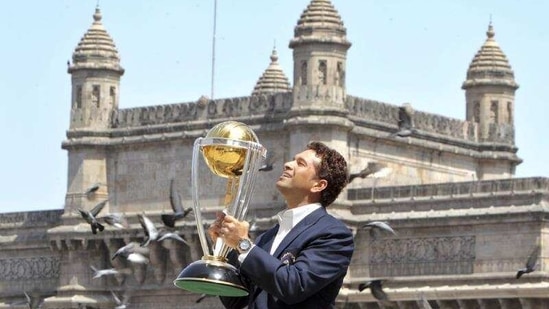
[237,238,253,254]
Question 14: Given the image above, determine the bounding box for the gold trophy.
[174,121,266,296]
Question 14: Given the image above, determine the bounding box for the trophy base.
[174,256,249,297]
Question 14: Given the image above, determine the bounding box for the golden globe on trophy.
[174,121,266,297]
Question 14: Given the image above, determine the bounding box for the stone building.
[1,0,547,308]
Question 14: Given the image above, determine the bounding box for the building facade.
[0,0,547,308]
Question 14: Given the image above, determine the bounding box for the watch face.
[239,239,251,251]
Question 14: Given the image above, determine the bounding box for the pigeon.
[358,280,388,302]
[112,242,149,264]
[157,232,191,246]
[259,149,278,172]
[90,265,131,279]
[138,214,159,247]
[516,244,541,279]
[348,162,389,183]
[362,221,397,238]
[84,182,103,198]
[111,290,130,309]
[77,199,108,234]
[161,179,193,228]
[98,213,128,229]
[390,103,417,138]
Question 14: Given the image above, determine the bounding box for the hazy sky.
[1,0,547,213]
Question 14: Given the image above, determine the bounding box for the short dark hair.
[307,141,348,207]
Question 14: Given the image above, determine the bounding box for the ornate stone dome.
[462,23,518,90]
[252,48,291,96]
[68,7,124,74]
[289,0,351,48]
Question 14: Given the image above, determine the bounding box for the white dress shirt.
[269,203,322,254]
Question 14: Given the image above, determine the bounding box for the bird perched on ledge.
[390,102,417,138]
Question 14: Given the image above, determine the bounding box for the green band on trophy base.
[174,258,249,297]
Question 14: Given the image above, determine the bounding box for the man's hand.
[208,211,226,243]
[218,214,250,249]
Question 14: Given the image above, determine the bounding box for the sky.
[1,0,548,213]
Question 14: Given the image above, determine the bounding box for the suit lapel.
[256,224,279,253]
[272,207,327,258]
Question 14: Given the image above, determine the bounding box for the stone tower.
[462,23,519,140]
[462,23,521,179]
[63,7,124,215]
[287,0,353,160]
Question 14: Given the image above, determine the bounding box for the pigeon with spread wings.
[77,199,108,234]
[161,179,192,228]
[516,244,541,279]
[349,162,390,183]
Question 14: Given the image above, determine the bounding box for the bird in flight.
[161,178,192,228]
[77,199,108,234]
[111,242,150,264]
[348,162,390,183]
[98,213,128,229]
[516,244,541,279]
[359,279,390,303]
[362,221,397,239]
[139,214,159,247]
[84,182,105,199]
[90,265,131,279]
[390,103,417,138]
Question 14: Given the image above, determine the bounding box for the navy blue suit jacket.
[220,207,354,309]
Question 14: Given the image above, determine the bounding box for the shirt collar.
[276,203,322,231]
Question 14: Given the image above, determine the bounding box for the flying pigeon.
[362,221,397,238]
[98,213,128,229]
[161,179,193,228]
[516,244,541,279]
[390,103,417,138]
[157,232,191,246]
[90,265,131,279]
[84,182,104,198]
[112,242,150,264]
[138,214,159,247]
[77,199,108,234]
[349,162,389,183]
[359,280,389,302]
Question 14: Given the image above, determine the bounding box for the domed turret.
[289,0,350,49]
[67,7,124,130]
[68,7,124,74]
[251,48,291,96]
[289,0,351,107]
[462,23,518,90]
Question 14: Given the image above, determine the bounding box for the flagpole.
[210,0,218,100]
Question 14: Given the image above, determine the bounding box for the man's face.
[276,149,321,194]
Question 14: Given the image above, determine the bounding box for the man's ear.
[311,179,328,193]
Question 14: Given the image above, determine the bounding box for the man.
[210,141,354,309]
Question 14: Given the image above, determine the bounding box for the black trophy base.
[174,256,249,297]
